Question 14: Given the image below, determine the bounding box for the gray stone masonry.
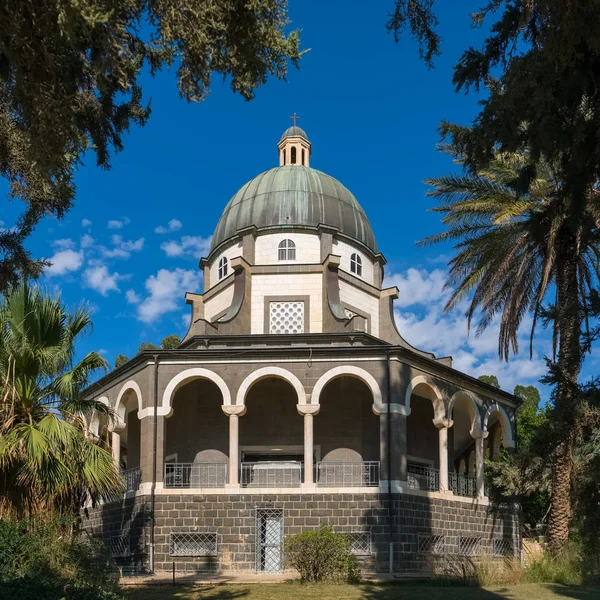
[82,492,518,575]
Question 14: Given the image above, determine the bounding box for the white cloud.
[81,234,95,248]
[161,235,212,258]
[82,265,127,296]
[107,217,130,229]
[101,235,145,259]
[155,219,183,234]
[52,238,76,250]
[384,268,448,308]
[46,249,84,277]
[137,268,202,323]
[125,289,140,304]
[81,218,92,228]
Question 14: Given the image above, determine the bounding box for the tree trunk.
[546,225,581,554]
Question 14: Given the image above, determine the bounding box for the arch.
[114,381,143,426]
[283,149,286,165]
[89,396,110,435]
[482,403,515,449]
[236,366,305,406]
[163,368,232,416]
[404,375,445,421]
[218,256,228,280]
[311,366,382,411]
[448,390,482,435]
[301,148,305,165]
[278,238,296,261]
[350,253,362,277]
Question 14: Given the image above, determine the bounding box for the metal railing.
[449,472,477,497]
[164,463,228,488]
[407,464,439,491]
[240,461,303,488]
[122,467,141,492]
[316,461,380,487]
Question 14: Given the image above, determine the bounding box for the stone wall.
[81,492,518,575]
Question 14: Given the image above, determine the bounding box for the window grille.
[343,531,372,555]
[169,532,218,557]
[418,534,445,555]
[218,256,228,280]
[277,239,296,261]
[493,538,515,557]
[269,301,304,334]
[109,535,130,558]
[459,537,481,556]
[350,253,362,277]
[256,508,284,572]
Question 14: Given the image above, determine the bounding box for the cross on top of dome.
[278,115,311,167]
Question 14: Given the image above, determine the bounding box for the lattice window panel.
[169,532,218,557]
[459,537,481,556]
[269,301,304,334]
[109,535,130,558]
[256,508,284,572]
[418,534,445,555]
[344,531,372,556]
[493,538,515,557]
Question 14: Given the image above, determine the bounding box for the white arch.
[114,380,143,424]
[88,396,110,435]
[311,366,383,410]
[236,367,306,406]
[404,375,445,420]
[163,368,232,415]
[448,390,483,435]
[483,403,515,449]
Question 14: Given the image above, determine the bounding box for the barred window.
[170,532,218,557]
[350,253,362,277]
[109,535,130,558]
[493,538,515,557]
[343,531,372,555]
[459,537,481,556]
[278,239,296,261]
[218,256,228,280]
[418,534,445,555]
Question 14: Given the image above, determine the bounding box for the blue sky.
[2,1,597,396]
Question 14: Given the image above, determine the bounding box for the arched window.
[301,148,305,165]
[283,149,286,165]
[218,256,228,280]
[291,146,297,164]
[278,239,296,261]
[350,253,362,277]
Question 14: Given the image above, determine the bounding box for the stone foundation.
[81,492,519,575]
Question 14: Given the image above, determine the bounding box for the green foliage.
[514,385,547,451]
[525,543,584,586]
[0,282,119,517]
[114,355,129,369]
[138,342,160,353]
[0,516,122,599]
[0,0,304,292]
[161,334,181,350]
[285,526,359,583]
[478,375,500,389]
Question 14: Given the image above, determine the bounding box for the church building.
[83,124,520,575]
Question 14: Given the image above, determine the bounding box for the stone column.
[222,405,246,487]
[140,415,165,487]
[433,418,453,493]
[298,404,320,486]
[391,412,408,483]
[111,431,121,470]
[473,430,489,498]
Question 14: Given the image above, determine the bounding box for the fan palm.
[420,150,600,552]
[0,283,121,516]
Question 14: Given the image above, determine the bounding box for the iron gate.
[255,508,284,572]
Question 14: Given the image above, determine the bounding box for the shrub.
[473,558,524,586]
[0,516,123,600]
[525,543,584,585]
[285,525,359,583]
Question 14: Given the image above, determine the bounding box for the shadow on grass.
[543,583,600,599]
[125,584,251,600]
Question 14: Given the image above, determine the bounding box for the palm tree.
[420,150,600,552]
[0,283,121,517]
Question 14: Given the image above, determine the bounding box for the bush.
[525,543,584,585]
[284,526,359,583]
[0,516,123,599]
[473,558,524,586]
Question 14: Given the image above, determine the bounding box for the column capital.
[222,404,246,417]
[470,428,489,439]
[433,417,453,430]
[297,403,320,416]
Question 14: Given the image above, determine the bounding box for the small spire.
[290,112,300,127]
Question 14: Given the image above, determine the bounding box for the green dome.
[210,166,377,254]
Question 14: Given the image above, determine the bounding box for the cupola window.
[218,256,228,280]
[278,239,296,261]
[291,146,297,164]
[350,253,362,277]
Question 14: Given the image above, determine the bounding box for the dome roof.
[211,166,378,254]
[280,126,309,142]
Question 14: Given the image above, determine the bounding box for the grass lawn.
[125,582,600,600]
